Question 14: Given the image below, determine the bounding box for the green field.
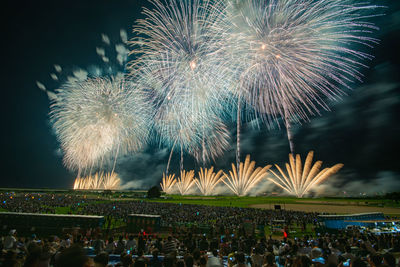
[146,194,400,208]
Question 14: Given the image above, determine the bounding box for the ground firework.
[160,173,177,194]
[223,155,271,196]
[176,170,195,195]
[73,172,121,190]
[268,151,344,197]
[224,0,381,152]
[194,167,224,196]
[50,77,152,173]
[130,0,234,166]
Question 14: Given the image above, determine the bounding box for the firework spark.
[176,170,195,195]
[223,155,271,196]
[73,172,121,190]
[194,167,224,196]
[268,151,344,197]
[129,0,235,164]
[224,0,381,152]
[160,173,177,194]
[50,76,152,173]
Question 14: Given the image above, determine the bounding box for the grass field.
[145,195,400,215]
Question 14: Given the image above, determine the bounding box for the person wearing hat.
[4,229,17,250]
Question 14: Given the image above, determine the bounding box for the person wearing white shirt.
[4,229,17,250]
[207,250,223,267]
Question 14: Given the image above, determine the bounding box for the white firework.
[223,0,381,153]
[129,0,235,164]
[50,77,152,172]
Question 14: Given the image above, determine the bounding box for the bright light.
[268,151,343,197]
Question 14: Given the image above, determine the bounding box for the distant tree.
[147,186,161,198]
[385,192,400,201]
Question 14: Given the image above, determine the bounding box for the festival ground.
[2,189,399,216]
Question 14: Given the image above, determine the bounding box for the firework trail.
[50,77,152,173]
[129,0,235,170]
[74,172,121,190]
[223,154,271,196]
[268,151,344,197]
[160,173,177,194]
[188,120,231,165]
[194,167,224,196]
[176,170,195,195]
[224,0,381,153]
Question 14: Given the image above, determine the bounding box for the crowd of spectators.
[0,192,399,266]
[0,193,317,233]
[1,228,399,266]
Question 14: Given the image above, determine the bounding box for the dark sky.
[2,0,400,194]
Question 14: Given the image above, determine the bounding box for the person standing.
[4,229,17,250]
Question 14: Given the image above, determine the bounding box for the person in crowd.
[206,250,223,267]
[94,251,109,267]
[233,252,246,267]
[163,236,176,255]
[115,236,126,255]
[105,237,115,255]
[126,235,137,253]
[4,230,17,250]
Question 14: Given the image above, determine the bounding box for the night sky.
[3,0,400,194]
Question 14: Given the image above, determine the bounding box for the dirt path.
[250,203,400,214]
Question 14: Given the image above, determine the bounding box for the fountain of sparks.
[160,173,177,194]
[194,167,225,196]
[176,170,195,195]
[268,151,344,197]
[73,172,121,190]
[223,155,271,196]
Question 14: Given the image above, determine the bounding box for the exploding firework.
[50,76,152,173]
[130,0,235,165]
[73,172,121,190]
[224,0,381,153]
[268,151,344,197]
[194,167,224,196]
[160,173,177,194]
[223,155,271,196]
[188,120,231,164]
[176,170,195,195]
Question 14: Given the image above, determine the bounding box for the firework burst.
[176,170,195,195]
[194,167,224,196]
[268,151,344,197]
[223,155,271,196]
[50,76,152,173]
[160,173,177,194]
[224,0,381,152]
[129,0,235,164]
